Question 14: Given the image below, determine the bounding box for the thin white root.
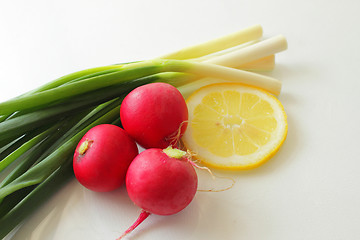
[189,159,216,180]
[165,120,189,147]
[197,176,236,193]
[184,150,236,193]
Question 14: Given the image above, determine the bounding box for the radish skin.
[120,83,188,149]
[119,147,198,239]
[73,124,138,192]
[126,148,197,215]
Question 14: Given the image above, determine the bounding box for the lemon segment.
[182,83,287,170]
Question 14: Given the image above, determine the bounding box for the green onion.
[0,158,74,239]
[158,24,263,60]
[0,65,124,123]
[19,65,123,96]
[0,127,48,162]
[0,129,50,173]
[0,59,282,117]
[0,112,91,186]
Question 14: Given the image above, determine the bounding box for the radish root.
[165,120,189,147]
[117,210,151,240]
[184,150,236,192]
[197,175,236,193]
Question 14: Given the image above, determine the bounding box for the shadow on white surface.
[5,176,202,240]
[5,180,84,240]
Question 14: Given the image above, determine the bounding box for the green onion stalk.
[0,24,287,238]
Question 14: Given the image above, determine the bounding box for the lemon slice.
[182,83,287,170]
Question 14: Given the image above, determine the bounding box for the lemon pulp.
[182,83,287,170]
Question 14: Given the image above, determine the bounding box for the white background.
[1,0,360,239]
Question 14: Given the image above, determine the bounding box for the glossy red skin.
[126,148,198,216]
[73,124,138,192]
[120,83,188,149]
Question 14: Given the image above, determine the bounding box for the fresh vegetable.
[0,59,283,118]
[0,24,288,238]
[0,159,74,238]
[182,83,288,170]
[120,83,188,149]
[118,146,198,239]
[158,24,263,60]
[73,124,138,192]
[200,35,287,68]
[0,99,121,238]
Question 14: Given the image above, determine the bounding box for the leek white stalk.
[237,55,275,71]
[203,35,287,68]
[156,59,281,95]
[184,61,281,95]
[158,24,263,60]
[177,78,227,99]
[189,39,259,62]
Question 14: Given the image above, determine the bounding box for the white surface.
[1,0,360,239]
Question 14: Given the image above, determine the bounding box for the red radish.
[120,82,188,149]
[73,124,138,192]
[118,147,198,239]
